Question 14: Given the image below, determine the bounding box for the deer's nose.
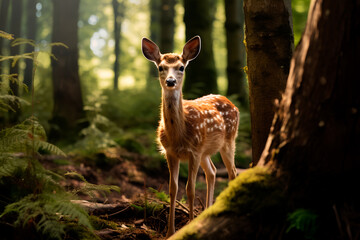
[166,78,176,87]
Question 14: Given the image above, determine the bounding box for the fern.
[0,116,65,156]
[149,187,170,203]
[65,171,120,199]
[75,91,119,153]
[0,30,14,40]
[287,208,318,239]
[0,31,97,239]
[0,192,92,240]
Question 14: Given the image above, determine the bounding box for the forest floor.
[40,146,242,240]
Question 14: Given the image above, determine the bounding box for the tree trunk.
[224,0,247,107]
[244,0,294,164]
[0,0,10,58]
[183,0,218,98]
[258,0,360,176]
[160,0,175,53]
[112,0,123,90]
[169,0,360,239]
[23,0,37,90]
[8,0,23,123]
[50,0,85,141]
[147,0,161,85]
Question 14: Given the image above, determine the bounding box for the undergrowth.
[0,31,116,240]
[74,91,120,154]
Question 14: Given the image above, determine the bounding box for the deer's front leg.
[166,153,179,238]
[200,155,216,208]
[186,155,201,220]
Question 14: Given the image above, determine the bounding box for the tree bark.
[183,0,218,98]
[169,0,360,239]
[23,0,37,90]
[8,0,23,123]
[0,0,10,59]
[50,0,85,141]
[244,0,294,164]
[160,0,175,53]
[112,0,123,90]
[224,0,247,107]
[258,0,360,175]
[147,0,161,85]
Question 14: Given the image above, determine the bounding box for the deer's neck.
[161,89,186,141]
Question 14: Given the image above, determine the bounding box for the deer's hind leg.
[220,141,237,180]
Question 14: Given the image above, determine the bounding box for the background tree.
[112,0,124,90]
[8,0,23,123]
[183,0,218,98]
[244,0,294,164]
[160,0,175,53]
[50,0,85,140]
[148,0,161,84]
[0,0,10,58]
[23,0,37,90]
[224,0,247,107]
[169,0,360,239]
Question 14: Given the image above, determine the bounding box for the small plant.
[286,208,318,239]
[149,187,170,203]
[65,171,120,199]
[75,91,119,154]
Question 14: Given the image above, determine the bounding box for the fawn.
[142,36,239,238]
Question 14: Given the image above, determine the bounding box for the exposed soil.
[40,147,234,239]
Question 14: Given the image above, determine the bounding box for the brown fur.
[142,36,239,238]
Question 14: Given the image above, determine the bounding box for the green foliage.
[131,201,164,218]
[0,74,29,113]
[0,32,114,239]
[89,215,117,230]
[101,87,161,129]
[287,208,318,239]
[75,91,120,154]
[0,116,65,156]
[292,0,311,45]
[149,187,170,203]
[0,30,14,40]
[0,192,92,240]
[117,137,144,154]
[65,171,120,199]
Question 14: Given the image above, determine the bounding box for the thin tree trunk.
[23,0,37,90]
[244,0,293,164]
[50,0,85,140]
[183,0,218,98]
[112,0,123,90]
[147,0,161,85]
[8,0,23,123]
[160,0,175,53]
[224,0,247,107]
[0,0,10,58]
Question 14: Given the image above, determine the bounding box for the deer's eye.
[179,66,184,72]
[159,66,163,71]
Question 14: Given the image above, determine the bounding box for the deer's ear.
[182,36,201,62]
[142,38,161,64]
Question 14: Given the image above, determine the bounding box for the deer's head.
[142,36,201,91]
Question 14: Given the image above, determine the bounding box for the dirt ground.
[41,147,234,239]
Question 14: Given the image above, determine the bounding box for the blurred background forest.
[0,0,310,168]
